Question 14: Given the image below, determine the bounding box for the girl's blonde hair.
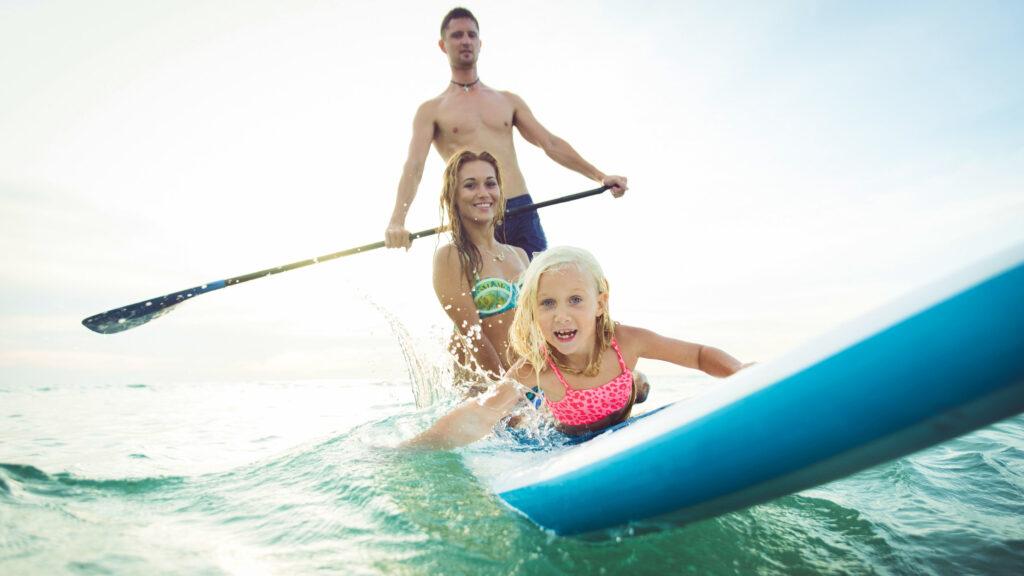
[509,246,615,377]
[439,150,506,289]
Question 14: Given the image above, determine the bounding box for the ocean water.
[2,372,1023,575]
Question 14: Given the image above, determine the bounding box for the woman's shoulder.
[514,245,530,264]
[502,243,530,268]
[433,242,462,269]
[432,243,471,291]
[434,242,456,258]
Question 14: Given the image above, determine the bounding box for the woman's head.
[441,150,505,229]
[510,246,615,376]
[440,150,506,286]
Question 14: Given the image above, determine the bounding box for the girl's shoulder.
[510,359,539,382]
[612,323,647,343]
[612,323,656,358]
[510,359,555,385]
[510,361,565,401]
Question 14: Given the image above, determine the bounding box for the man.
[384,7,628,258]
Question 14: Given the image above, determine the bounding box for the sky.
[2,0,1022,388]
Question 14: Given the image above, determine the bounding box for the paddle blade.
[82,281,226,334]
[82,304,178,334]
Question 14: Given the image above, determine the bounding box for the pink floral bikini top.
[544,338,634,428]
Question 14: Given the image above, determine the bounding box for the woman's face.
[455,160,500,223]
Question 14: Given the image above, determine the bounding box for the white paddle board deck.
[466,244,1024,535]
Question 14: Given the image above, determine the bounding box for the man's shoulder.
[494,88,526,105]
[415,95,443,116]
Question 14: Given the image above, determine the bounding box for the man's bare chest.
[434,96,515,142]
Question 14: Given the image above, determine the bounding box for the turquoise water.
[2,376,1022,575]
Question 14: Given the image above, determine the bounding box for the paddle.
[82,185,611,334]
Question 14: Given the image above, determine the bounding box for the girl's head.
[510,246,615,376]
[440,150,506,286]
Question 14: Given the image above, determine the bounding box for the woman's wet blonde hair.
[509,246,615,377]
[439,150,506,288]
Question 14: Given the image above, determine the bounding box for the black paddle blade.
[81,281,225,334]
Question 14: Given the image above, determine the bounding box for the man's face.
[439,18,481,69]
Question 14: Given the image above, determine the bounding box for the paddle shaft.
[227,184,608,285]
[82,185,610,334]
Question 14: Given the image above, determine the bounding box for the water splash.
[357,291,450,408]
[356,288,510,408]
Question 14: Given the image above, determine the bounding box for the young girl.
[407,246,748,448]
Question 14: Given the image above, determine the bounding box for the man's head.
[440,7,478,38]
[439,7,481,69]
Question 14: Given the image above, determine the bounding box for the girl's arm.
[622,325,745,378]
[403,380,522,449]
[433,244,503,376]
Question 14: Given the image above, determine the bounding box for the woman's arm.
[623,325,745,378]
[433,245,503,376]
[403,381,522,449]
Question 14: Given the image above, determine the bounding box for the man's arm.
[508,92,628,197]
[386,101,436,249]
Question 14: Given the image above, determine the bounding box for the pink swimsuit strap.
[544,338,634,428]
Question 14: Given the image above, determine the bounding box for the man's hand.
[603,175,629,198]
[385,222,412,249]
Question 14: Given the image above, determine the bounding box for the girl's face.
[455,160,500,223]
[535,265,607,358]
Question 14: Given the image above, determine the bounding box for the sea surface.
[2,370,1022,575]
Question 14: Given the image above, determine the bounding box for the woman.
[434,150,530,380]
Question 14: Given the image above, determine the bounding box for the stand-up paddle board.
[466,243,1024,535]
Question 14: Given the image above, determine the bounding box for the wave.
[2,414,1022,575]
[0,462,185,501]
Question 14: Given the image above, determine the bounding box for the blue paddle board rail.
[490,244,1024,535]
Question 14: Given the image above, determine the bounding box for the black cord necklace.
[451,77,480,92]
